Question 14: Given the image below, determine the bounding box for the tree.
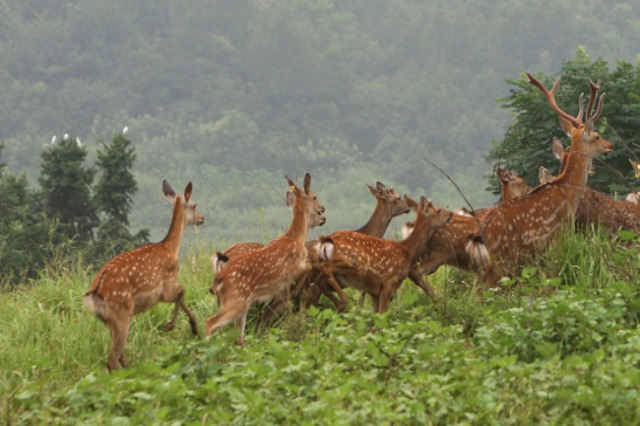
[486,50,640,196]
[93,132,149,258]
[0,144,52,285]
[38,136,97,244]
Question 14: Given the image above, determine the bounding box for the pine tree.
[94,132,148,258]
[38,136,97,244]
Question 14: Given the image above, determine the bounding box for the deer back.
[211,173,325,304]
[84,180,204,318]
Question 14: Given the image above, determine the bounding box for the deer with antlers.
[205,173,325,343]
[466,73,613,286]
[539,138,640,234]
[316,196,452,313]
[83,180,204,371]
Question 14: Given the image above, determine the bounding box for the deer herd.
[84,73,640,371]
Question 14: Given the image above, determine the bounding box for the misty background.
[1,0,639,247]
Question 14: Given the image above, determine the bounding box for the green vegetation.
[2,227,639,424]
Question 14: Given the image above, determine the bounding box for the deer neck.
[355,200,392,238]
[284,193,309,243]
[400,213,432,263]
[161,197,185,255]
[554,148,591,201]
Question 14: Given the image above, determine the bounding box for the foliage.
[93,132,149,260]
[38,137,98,243]
[3,1,640,241]
[1,228,639,424]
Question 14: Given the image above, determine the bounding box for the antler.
[526,72,583,128]
[586,78,605,124]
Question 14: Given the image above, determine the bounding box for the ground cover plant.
[1,227,639,425]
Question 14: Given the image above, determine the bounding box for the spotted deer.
[83,180,204,371]
[542,139,640,234]
[317,196,452,313]
[289,182,410,313]
[496,167,532,201]
[205,173,325,343]
[401,208,483,300]
[212,184,327,273]
[466,73,613,286]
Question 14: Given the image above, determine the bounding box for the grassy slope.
[1,229,639,425]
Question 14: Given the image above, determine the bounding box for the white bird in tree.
[122,126,128,136]
[76,138,82,147]
[50,135,57,145]
[63,133,69,141]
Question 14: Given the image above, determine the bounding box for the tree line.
[0,133,148,285]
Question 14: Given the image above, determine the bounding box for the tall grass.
[1,226,639,424]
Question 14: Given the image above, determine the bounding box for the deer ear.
[375,181,387,193]
[538,166,554,184]
[551,137,565,161]
[163,179,176,203]
[184,182,193,203]
[366,184,378,197]
[303,173,311,195]
[558,117,573,136]
[403,194,417,210]
[286,191,295,208]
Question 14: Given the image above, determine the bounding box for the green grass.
[1,228,640,425]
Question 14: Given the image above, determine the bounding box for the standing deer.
[317,196,452,313]
[83,180,204,371]
[466,73,612,286]
[205,173,325,343]
[541,139,640,234]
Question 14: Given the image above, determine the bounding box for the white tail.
[84,180,204,371]
[205,173,325,343]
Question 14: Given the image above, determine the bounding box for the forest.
[1,0,640,250]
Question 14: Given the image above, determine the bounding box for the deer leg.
[106,316,131,372]
[408,266,438,303]
[163,303,180,332]
[177,296,199,336]
[262,287,291,325]
[205,301,247,337]
[321,271,349,312]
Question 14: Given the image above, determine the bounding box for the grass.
[1,227,639,424]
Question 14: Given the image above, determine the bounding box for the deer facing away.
[83,180,204,372]
[205,173,325,343]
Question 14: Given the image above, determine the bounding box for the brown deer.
[401,208,483,300]
[291,182,411,313]
[317,196,452,313]
[205,173,325,343]
[212,185,327,273]
[541,139,640,234]
[83,180,204,371]
[466,73,613,286]
[496,167,532,201]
